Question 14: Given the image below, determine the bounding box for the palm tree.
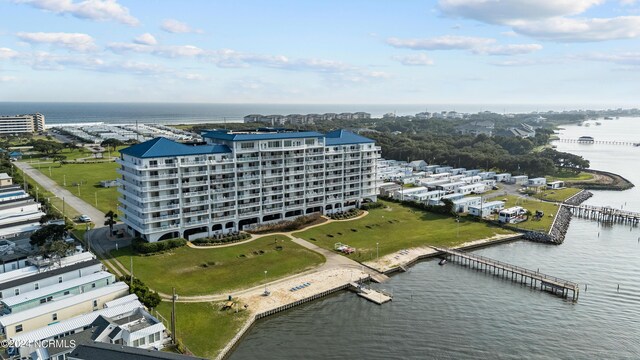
[104,210,118,236]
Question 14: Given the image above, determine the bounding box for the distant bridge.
[557,139,640,146]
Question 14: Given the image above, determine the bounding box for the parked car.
[77,215,92,223]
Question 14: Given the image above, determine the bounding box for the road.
[14,161,106,224]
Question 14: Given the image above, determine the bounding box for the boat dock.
[350,283,392,305]
[564,204,640,225]
[431,247,580,301]
[557,138,640,146]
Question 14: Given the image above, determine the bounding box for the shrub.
[132,237,186,254]
[249,213,322,234]
[360,202,385,211]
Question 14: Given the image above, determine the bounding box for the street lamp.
[77,183,81,196]
[456,217,460,238]
[376,242,379,260]
[263,270,269,295]
[63,174,66,186]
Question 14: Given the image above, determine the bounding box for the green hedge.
[191,232,251,245]
[360,202,386,210]
[132,237,187,254]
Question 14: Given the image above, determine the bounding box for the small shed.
[547,180,565,189]
[8,151,22,160]
[99,180,118,188]
[510,175,529,185]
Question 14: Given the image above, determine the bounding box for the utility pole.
[171,287,177,345]
[62,197,65,219]
[95,192,98,207]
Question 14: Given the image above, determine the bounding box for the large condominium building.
[0,113,45,135]
[117,129,380,242]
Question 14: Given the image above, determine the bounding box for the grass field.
[492,195,560,232]
[547,171,594,182]
[111,235,325,296]
[32,161,120,214]
[293,200,514,261]
[156,301,250,359]
[532,187,582,202]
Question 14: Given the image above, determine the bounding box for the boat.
[634,143,640,147]
[438,259,447,266]
[604,116,613,120]
[584,123,591,127]
[595,122,601,126]
[578,136,595,143]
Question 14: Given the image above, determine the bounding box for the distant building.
[456,121,495,137]
[0,113,45,134]
[500,123,536,138]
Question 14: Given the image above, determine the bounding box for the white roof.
[452,196,481,204]
[104,294,138,308]
[1,271,114,308]
[458,183,484,189]
[496,173,511,176]
[10,299,142,342]
[470,201,505,209]
[438,181,466,187]
[548,180,564,184]
[0,267,39,286]
[0,173,11,180]
[397,186,428,194]
[500,206,524,213]
[512,175,528,179]
[0,282,128,327]
[529,177,546,181]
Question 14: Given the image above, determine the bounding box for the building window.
[52,313,57,321]
[240,142,254,149]
[155,332,161,341]
[305,139,315,146]
[91,283,96,288]
[0,292,2,299]
[34,283,39,290]
[93,300,98,308]
[149,334,155,343]
[40,298,47,304]
[133,339,139,347]
[64,291,70,295]
[139,337,145,345]
[58,276,63,283]
[14,289,19,296]
[15,324,22,333]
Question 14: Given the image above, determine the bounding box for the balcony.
[181,170,208,177]
[181,181,208,188]
[210,167,236,174]
[179,160,208,167]
[182,190,210,198]
[263,206,283,213]
[212,215,236,222]
[146,214,181,223]
[150,224,181,232]
[184,219,210,227]
[236,156,260,162]
[183,209,210,217]
[263,172,283,179]
[213,205,236,212]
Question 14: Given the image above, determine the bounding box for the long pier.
[557,138,640,146]
[432,247,579,301]
[564,204,640,225]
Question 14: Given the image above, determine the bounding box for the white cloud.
[387,35,494,50]
[491,58,559,66]
[176,73,208,81]
[438,0,603,24]
[387,36,541,56]
[474,43,543,55]
[107,42,205,58]
[16,0,139,26]
[16,32,96,52]
[0,48,19,59]
[0,76,17,82]
[392,53,435,66]
[512,16,640,42]
[161,19,203,34]
[133,33,157,46]
[583,52,640,66]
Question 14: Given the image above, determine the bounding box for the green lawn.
[156,300,250,359]
[293,200,514,261]
[33,161,120,214]
[491,195,560,232]
[547,171,594,182]
[532,187,582,202]
[16,168,82,220]
[111,235,325,296]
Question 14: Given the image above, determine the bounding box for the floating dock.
[350,283,392,305]
[432,247,580,301]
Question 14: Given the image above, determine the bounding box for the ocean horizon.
[0,102,632,125]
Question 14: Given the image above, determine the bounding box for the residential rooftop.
[69,341,208,360]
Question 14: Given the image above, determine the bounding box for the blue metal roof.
[120,137,231,158]
[324,130,374,145]
[202,130,323,141]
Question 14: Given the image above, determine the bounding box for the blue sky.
[1,0,640,106]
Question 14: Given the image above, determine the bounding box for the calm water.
[0,102,608,125]
[229,117,640,360]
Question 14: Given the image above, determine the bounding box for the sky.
[1,0,640,106]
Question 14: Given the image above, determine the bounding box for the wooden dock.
[432,247,580,301]
[557,138,640,146]
[564,204,640,225]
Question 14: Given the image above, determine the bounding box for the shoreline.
[570,168,635,191]
[217,232,523,360]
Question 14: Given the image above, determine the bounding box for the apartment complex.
[117,129,380,242]
[0,113,45,134]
